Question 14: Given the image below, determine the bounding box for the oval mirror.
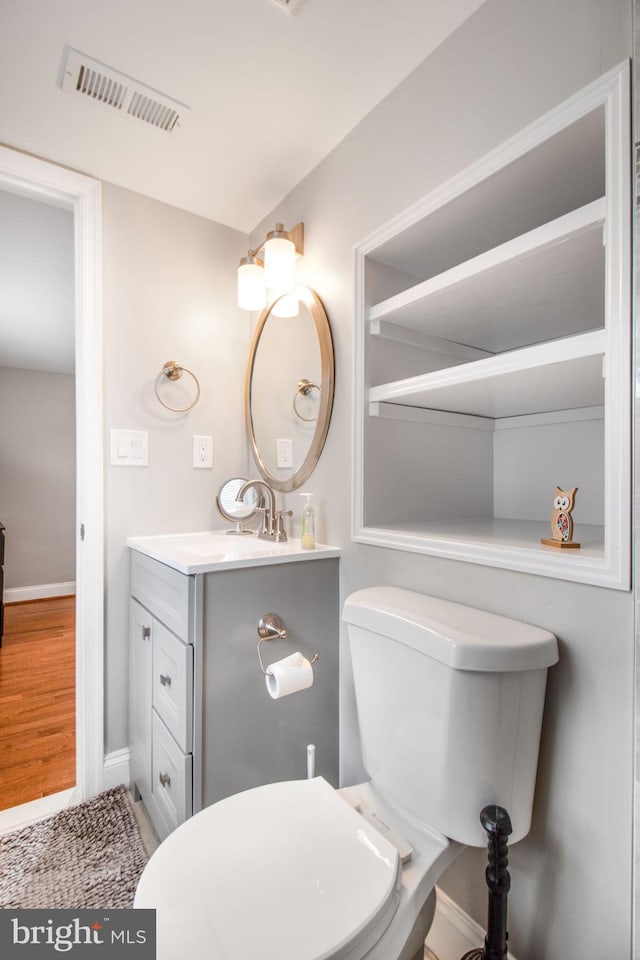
[245,285,334,492]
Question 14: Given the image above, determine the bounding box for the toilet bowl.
[134,776,462,960]
[134,586,558,960]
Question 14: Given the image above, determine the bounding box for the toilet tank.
[343,587,558,847]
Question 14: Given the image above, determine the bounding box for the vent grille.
[128,91,180,132]
[60,47,189,134]
[76,65,128,109]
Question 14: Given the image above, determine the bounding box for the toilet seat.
[135,777,403,960]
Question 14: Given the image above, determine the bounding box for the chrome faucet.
[236,479,292,542]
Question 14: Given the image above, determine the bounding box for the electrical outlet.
[276,438,293,468]
[193,435,213,469]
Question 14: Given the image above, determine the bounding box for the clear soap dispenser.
[300,493,316,549]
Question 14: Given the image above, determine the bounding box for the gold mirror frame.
[245,285,334,493]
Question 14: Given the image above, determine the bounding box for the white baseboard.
[0,788,78,836]
[0,750,129,836]
[426,887,518,960]
[103,748,130,791]
[4,581,76,603]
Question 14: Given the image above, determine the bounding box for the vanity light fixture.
[237,222,304,312]
[271,291,300,318]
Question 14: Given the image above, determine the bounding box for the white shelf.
[354,519,610,588]
[369,199,605,353]
[369,330,605,419]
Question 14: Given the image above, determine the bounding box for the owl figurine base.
[540,537,581,549]
[541,485,580,549]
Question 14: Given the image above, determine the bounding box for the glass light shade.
[270,291,299,318]
[264,235,296,295]
[238,258,266,311]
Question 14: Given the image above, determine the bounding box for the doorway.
[0,146,103,830]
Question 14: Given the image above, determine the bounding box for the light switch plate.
[110,429,149,466]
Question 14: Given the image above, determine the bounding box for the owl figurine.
[541,486,579,549]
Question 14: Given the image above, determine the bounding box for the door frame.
[0,145,104,813]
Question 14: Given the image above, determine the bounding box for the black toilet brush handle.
[481,805,512,960]
[460,804,513,960]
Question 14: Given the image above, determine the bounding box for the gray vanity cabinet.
[129,548,339,840]
[129,551,196,839]
[197,558,339,808]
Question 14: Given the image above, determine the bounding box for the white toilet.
[134,586,558,960]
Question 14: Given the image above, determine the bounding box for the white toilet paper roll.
[266,652,314,699]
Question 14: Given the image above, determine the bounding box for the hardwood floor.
[0,597,75,811]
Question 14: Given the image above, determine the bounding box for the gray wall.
[0,365,76,588]
[250,1,634,957]
[0,190,75,375]
[102,184,251,753]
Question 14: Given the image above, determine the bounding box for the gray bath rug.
[0,785,149,908]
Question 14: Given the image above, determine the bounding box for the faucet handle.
[274,509,293,542]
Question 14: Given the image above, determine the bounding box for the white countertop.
[127,530,340,575]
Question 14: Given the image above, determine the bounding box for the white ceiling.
[0,0,486,234]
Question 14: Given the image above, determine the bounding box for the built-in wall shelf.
[369,199,605,354]
[353,63,630,588]
[369,331,605,420]
[358,519,608,588]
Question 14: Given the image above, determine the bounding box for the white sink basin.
[127,530,340,574]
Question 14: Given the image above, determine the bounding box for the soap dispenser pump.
[300,493,315,550]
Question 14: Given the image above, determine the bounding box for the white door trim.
[0,145,104,808]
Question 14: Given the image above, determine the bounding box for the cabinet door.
[129,598,153,801]
[151,710,192,835]
[152,620,193,753]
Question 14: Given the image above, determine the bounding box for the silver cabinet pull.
[159,674,172,687]
[159,772,171,788]
[142,625,151,640]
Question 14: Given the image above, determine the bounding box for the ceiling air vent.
[59,46,190,134]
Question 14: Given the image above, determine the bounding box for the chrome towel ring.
[154,360,201,412]
[292,378,320,422]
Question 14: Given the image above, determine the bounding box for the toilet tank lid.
[343,587,558,672]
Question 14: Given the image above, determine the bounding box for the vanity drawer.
[152,620,193,753]
[130,550,192,642]
[152,711,192,833]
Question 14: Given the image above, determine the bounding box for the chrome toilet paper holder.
[256,613,319,675]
